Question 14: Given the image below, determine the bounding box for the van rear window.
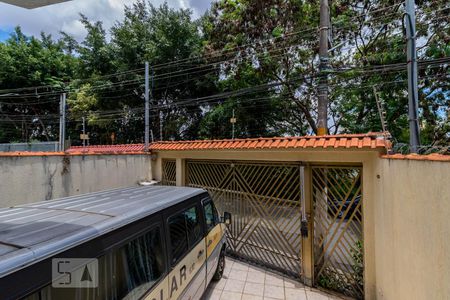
[23,226,165,300]
[168,205,202,265]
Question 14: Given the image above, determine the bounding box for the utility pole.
[160,110,163,141]
[59,93,66,151]
[144,62,150,152]
[405,0,421,153]
[317,0,330,136]
[230,109,237,139]
[82,116,86,150]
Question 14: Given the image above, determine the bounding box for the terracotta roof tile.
[0,150,148,157]
[66,144,145,154]
[235,140,245,148]
[376,138,386,148]
[285,139,295,148]
[382,153,450,162]
[271,139,281,148]
[301,138,311,148]
[313,138,324,148]
[350,137,359,148]
[297,139,306,148]
[148,133,389,152]
[278,139,289,148]
[337,138,346,148]
[14,133,400,157]
[255,139,264,148]
[64,133,390,154]
[362,137,372,148]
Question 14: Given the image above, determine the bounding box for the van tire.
[212,249,225,281]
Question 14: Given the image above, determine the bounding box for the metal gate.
[312,166,364,299]
[186,160,303,278]
[161,159,176,186]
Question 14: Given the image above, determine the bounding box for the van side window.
[203,200,219,232]
[123,227,165,296]
[23,226,165,300]
[168,206,202,265]
[184,206,202,245]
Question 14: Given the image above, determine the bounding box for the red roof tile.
[382,153,450,162]
[66,144,145,154]
[149,133,390,151]
[63,133,392,154]
[0,151,147,157]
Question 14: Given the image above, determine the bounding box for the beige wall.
[0,154,152,207]
[373,158,450,300]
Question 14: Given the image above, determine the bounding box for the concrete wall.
[373,158,450,300]
[0,154,152,207]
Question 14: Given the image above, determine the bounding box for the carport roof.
[149,132,390,151]
[0,0,70,9]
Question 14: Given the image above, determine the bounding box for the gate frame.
[184,159,306,279]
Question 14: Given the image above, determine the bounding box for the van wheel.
[213,249,225,281]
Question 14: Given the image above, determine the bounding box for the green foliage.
[351,240,364,291]
[67,84,98,120]
[0,27,76,143]
[317,240,364,298]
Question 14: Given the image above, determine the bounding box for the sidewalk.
[203,257,345,300]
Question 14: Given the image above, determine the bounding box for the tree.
[0,27,76,143]
[109,1,215,141]
[202,0,449,144]
[0,0,447,145]
[202,0,320,137]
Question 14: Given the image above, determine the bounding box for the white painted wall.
[0,154,152,207]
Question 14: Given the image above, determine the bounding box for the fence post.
[302,164,314,286]
[175,158,186,187]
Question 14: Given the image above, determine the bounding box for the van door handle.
[208,240,213,246]
[198,250,204,258]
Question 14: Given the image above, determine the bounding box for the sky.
[0,0,212,42]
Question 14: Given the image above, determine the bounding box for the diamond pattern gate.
[312,166,364,299]
[186,160,303,278]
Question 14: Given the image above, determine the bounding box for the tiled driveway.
[203,258,345,300]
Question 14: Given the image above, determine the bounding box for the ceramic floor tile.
[232,261,250,271]
[203,257,344,300]
[305,290,330,300]
[224,278,246,293]
[284,278,305,289]
[285,287,308,300]
[265,273,284,287]
[243,282,265,297]
[220,290,243,300]
[247,271,266,284]
[263,284,285,299]
[242,294,264,300]
[228,269,249,281]
[203,288,223,300]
